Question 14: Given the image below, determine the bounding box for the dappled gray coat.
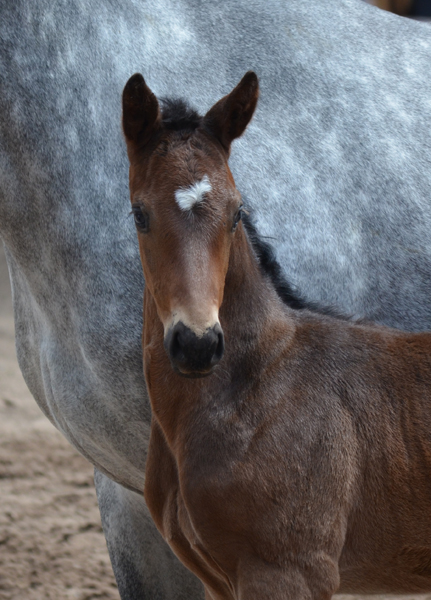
[1,0,431,598]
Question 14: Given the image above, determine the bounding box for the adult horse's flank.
[123,72,431,599]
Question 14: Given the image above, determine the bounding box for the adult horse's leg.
[94,470,204,600]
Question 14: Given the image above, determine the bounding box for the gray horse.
[1,0,431,598]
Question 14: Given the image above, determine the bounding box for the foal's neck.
[220,224,292,354]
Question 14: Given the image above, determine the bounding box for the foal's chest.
[162,396,352,563]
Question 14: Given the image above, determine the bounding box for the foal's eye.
[131,206,149,232]
[232,207,243,232]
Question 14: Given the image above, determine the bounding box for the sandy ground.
[1,242,430,600]
[0,244,120,599]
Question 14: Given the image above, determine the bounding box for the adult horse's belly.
[8,252,150,494]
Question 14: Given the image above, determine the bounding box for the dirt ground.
[0,242,429,600]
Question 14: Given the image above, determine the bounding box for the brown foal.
[123,71,431,599]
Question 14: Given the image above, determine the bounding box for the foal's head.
[123,72,259,377]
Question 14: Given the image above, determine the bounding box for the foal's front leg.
[145,420,237,600]
[94,468,204,600]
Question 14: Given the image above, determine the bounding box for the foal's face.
[123,70,259,377]
[130,134,242,377]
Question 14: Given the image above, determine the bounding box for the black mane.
[242,211,349,319]
[160,98,202,132]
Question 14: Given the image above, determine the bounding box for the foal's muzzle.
[164,321,225,377]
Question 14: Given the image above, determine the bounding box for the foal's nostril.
[213,325,225,364]
[164,321,225,376]
[170,329,185,362]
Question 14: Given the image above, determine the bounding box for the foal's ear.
[203,71,259,153]
[122,73,161,149]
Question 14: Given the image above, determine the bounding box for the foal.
[123,72,431,599]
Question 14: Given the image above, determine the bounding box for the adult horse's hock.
[124,71,431,599]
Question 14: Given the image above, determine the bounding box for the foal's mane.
[159,98,348,320]
[242,212,350,320]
